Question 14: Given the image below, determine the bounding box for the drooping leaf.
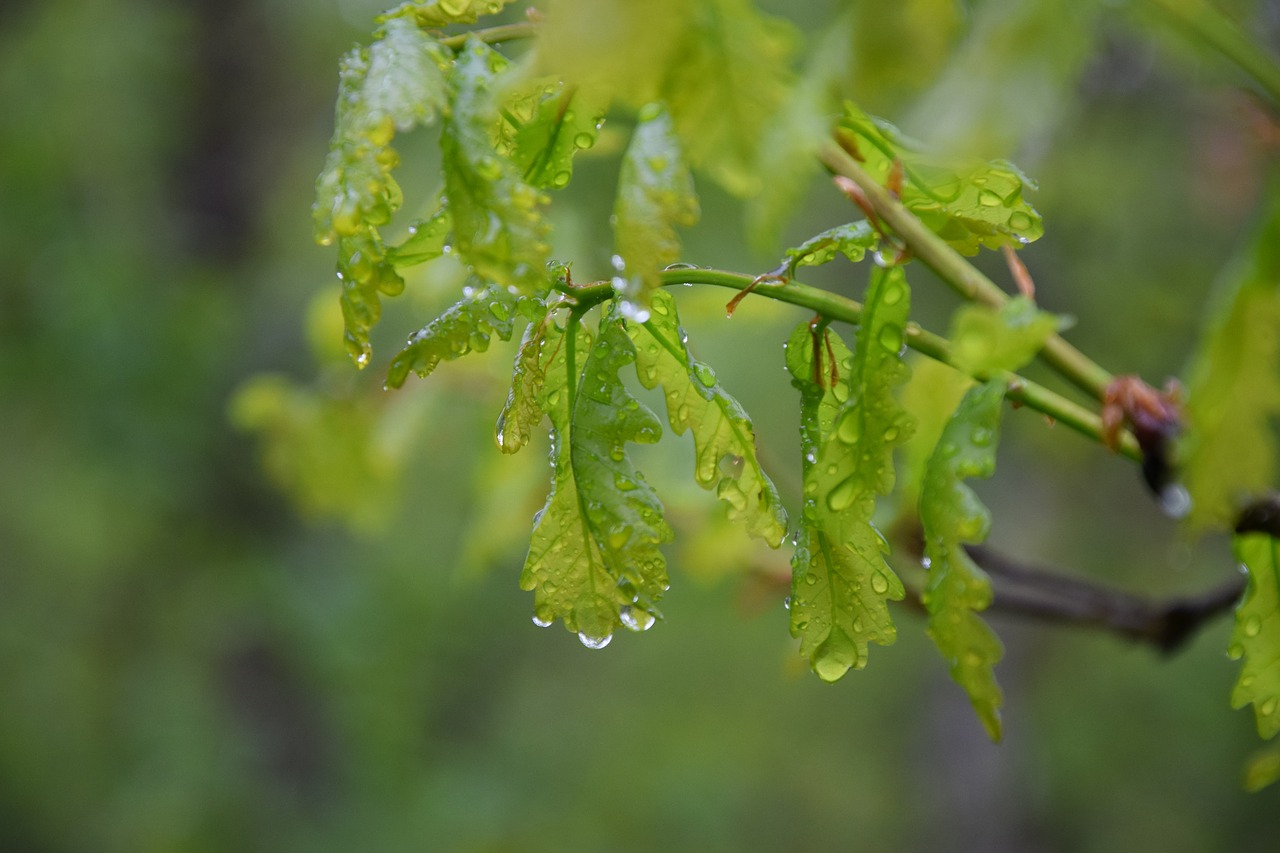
[384,281,527,389]
[949,296,1061,375]
[660,0,799,196]
[839,103,1044,255]
[612,104,700,310]
[787,266,915,681]
[385,0,515,27]
[313,17,452,364]
[521,311,673,644]
[783,221,878,276]
[629,290,787,546]
[440,38,551,292]
[1183,199,1280,531]
[895,354,973,514]
[1229,533,1280,739]
[497,309,556,454]
[919,380,1007,741]
[501,79,607,190]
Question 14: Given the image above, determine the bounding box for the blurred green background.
[2,0,1278,850]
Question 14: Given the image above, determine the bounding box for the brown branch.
[965,544,1244,654]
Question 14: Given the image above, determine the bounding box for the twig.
[966,544,1245,654]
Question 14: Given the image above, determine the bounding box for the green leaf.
[783,221,878,276]
[949,296,1060,375]
[1229,533,1280,739]
[629,290,787,546]
[384,281,526,389]
[919,380,1006,741]
[521,311,673,644]
[1243,742,1280,792]
[839,104,1044,255]
[502,80,606,190]
[440,38,551,292]
[612,104,700,309]
[386,202,452,267]
[496,310,554,454]
[1183,199,1280,531]
[660,0,798,196]
[385,0,515,27]
[787,266,915,681]
[313,17,452,364]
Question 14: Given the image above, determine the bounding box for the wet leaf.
[497,309,556,454]
[787,266,915,681]
[313,17,452,364]
[1230,533,1280,740]
[384,281,528,389]
[386,202,452,267]
[919,379,1006,741]
[783,221,878,275]
[630,290,787,546]
[839,103,1044,255]
[612,104,700,308]
[440,38,551,292]
[949,296,1060,375]
[1183,199,1280,531]
[502,79,607,190]
[386,0,515,27]
[521,311,673,642]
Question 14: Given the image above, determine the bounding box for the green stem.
[554,269,1142,461]
[818,142,1117,402]
[1145,0,1280,106]
[439,21,538,50]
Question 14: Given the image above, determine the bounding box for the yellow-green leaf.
[1230,533,1280,739]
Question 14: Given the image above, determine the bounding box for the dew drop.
[551,170,572,188]
[836,411,861,445]
[1008,211,1033,231]
[877,324,904,354]
[1158,484,1192,519]
[532,613,553,628]
[971,427,992,447]
[978,189,1002,207]
[1245,615,1263,638]
[692,362,717,387]
[573,132,595,149]
[620,606,656,632]
[1262,696,1279,717]
[578,632,613,649]
[871,572,889,595]
[826,476,859,512]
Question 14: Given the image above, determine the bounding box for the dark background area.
[1,0,1277,850]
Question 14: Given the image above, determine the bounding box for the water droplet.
[805,573,818,586]
[871,572,889,595]
[1245,615,1263,638]
[978,189,1002,207]
[1229,642,1245,659]
[619,300,650,323]
[578,632,612,649]
[1008,211,1033,231]
[551,170,572,188]
[877,324,904,354]
[614,473,637,491]
[971,427,992,447]
[692,362,716,387]
[574,132,595,149]
[1262,697,1278,716]
[611,253,626,272]
[836,411,861,445]
[1158,484,1192,519]
[827,476,859,512]
[620,606,656,632]
[783,596,791,610]
[883,426,899,442]
[881,282,903,305]
[532,613,553,628]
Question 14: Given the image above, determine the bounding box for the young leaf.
[1229,533,1280,740]
[384,281,526,389]
[1183,199,1280,531]
[660,0,798,196]
[386,0,514,27]
[313,17,452,364]
[839,104,1044,255]
[612,104,700,309]
[919,380,1006,741]
[440,38,551,293]
[386,203,452,268]
[783,221,878,276]
[949,296,1060,375]
[787,266,915,681]
[521,312,673,644]
[629,290,787,546]
[497,311,555,454]
[502,80,606,190]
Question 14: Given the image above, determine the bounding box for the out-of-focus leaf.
[660,0,798,196]
[612,104,700,310]
[229,375,428,533]
[1243,742,1280,792]
[1183,200,1280,531]
[896,354,973,514]
[787,266,915,681]
[385,0,514,27]
[630,290,786,546]
[1229,533,1280,739]
[840,104,1044,255]
[313,17,452,364]
[783,221,878,275]
[497,309,555,454]
[949,296,1060,375]
[501,79,606,190]
[919,380,1006,741]
[521,313,673,644]
[848,0,964,114]
[441,38,551,292]
[385,281,527,389]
